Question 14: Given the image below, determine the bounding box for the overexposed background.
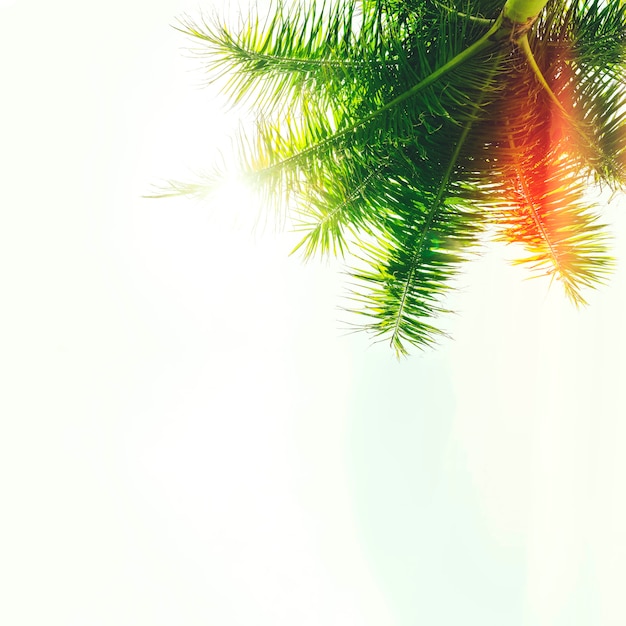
[2,0,625,624]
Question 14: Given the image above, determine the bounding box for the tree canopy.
[157,0,626,355]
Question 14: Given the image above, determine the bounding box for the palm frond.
[530,0,626,187]
[347,187,486,354]
[569,0,626,75]
[289,152,393,259]
[175,0,433,114]
[494,148,613,305]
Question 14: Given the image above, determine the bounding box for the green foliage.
[159,0,626,355]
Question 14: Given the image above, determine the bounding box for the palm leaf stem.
[517,32,569,117]
[517,31,595,152]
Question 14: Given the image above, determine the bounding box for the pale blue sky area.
[2,0,625,625]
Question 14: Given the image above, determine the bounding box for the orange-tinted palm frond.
[485,43,613,304]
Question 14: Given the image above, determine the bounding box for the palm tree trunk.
[502,0,550,27]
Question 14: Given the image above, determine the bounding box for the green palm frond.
[570,0,626,74]
[346,163,488,354]
[175,0,435,113]
[159,0,626,355]
[174,2,362,112]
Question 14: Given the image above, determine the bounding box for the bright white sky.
[2,0,625,625]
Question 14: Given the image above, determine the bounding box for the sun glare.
[206,172,268,233]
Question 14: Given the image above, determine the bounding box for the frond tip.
[145,179,216,200]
